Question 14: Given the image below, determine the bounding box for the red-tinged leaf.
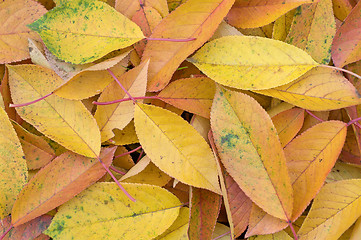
[222,168,252,237]
[0,215,51,240]
[188,187,222,240]
[12,121,55,170]
[158,77,216,118]
[11,147,116,227]
[211,86,293,220]
[142,0,235,92]
[285,121,347,221]
[246,204,288,237]
[271,108,304,147]
[0,69,16,120]
[225,0,315,29]
[332,0,361,67]
[285,0,336,64]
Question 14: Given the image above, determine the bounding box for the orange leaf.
[158,77,216,118]
[211,86,293,220]
[188,187,222,239]
[285,121,347,221]
[11,147,116,227]
[225,0,315,29]
[332,0,361,67]
[0,0,47,63]
[1,215,51,240]
[142,0,235,92]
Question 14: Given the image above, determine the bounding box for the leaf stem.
[107,69,135,103]
[97,157,136,202]
[136,149,144,163]
[347,116,361,126]
[321,64,361,80]
[146,37,196,42]
[114,145,142,158]
[9,92,53,108]
[109,165,126,175]
[305,109,324,122]
[288,221,298,240]
[212,231,231,240]
[0,224,13,240]
[93,96,161,105]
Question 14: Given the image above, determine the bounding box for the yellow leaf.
[0,107,27,218]
[109,120,139,145]
[188,36,318,90]
[248,230,292,240]
[326,162,361,183]
[254,67,361,110]
[142,0,235,92]
[225,0,315,28]
[95,60,148,142]
[8,65,101,158]
[44,182,182,240]
[211,86,293,220]
[134,103,221,194]
[212,223,231,240]
[156,207,189,239]
[120,156,171,186]
[28,0,144,64]
[285,121,347,221]
[298,179,361,240]
[285,0,336,64]
[0,0,47,63]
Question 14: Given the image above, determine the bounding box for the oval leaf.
[254,67,361,110]
[8,65,101,158]
[11,147,115,227]
[298,179,361,240]
[0,106,27,218]
[188,36,318,90]
[28,0,144,64]
[211,87,293,220]
[134,103,221,194]
[44,182,181,240]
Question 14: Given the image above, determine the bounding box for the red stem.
[136,149,144,163]
[97,157,136,202]
[114,146,142,158]
[93,96,161,105]
[9,92,53,108]
[107,69,135,103]
[146,37,196,42]
[288,221,298,240]
[321,64,361,80]
[347,116,361,126]
[0,224,13,240]
[109,165,126,175]
[306,109,324,122]
[212,231,231,240]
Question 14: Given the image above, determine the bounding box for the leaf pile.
[2,0,361,239]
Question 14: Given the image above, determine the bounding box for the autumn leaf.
[211,86,293,220]
[28,0,144,64]
[0,105,27,219]
[188,36,318,90]
[8,64,101,158]
[44,182,182,240]
[134,103,221,194]
[0,0,47,63]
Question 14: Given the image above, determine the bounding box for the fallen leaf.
[298,179,361,240]
[188,36,318,90]
[11,147,115,227]
[211,86,293,220]
[248,230,293,240]
[8,64,101,158]
[44,182,182,240]
[134,103,221,194]
[0,0,47,63]
[28,0,144,64]
[157,207,189,239]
